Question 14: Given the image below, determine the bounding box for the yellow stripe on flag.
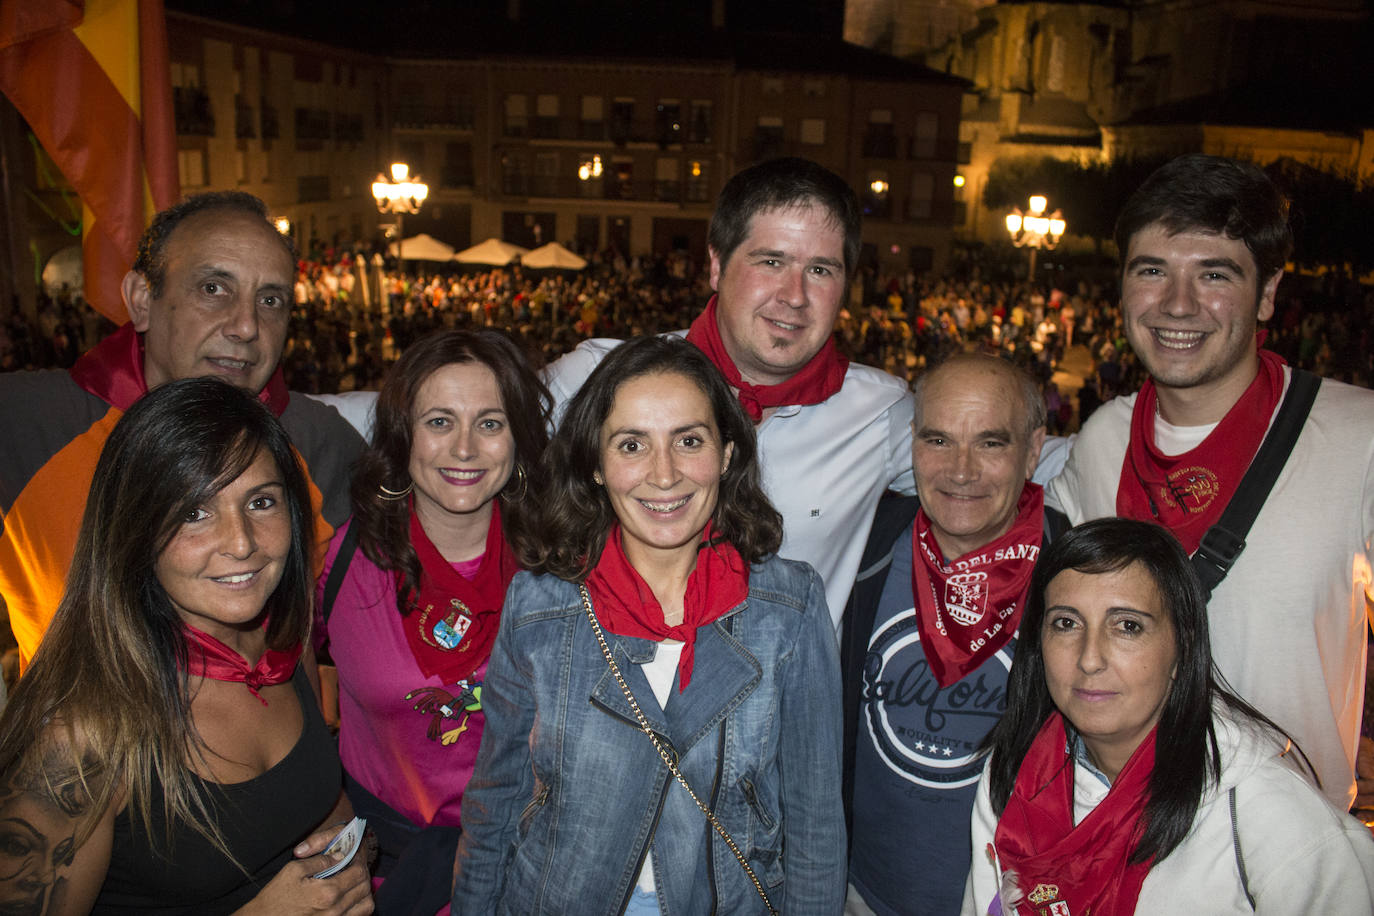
[73,0,142,117]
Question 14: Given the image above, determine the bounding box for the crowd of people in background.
[10,241,1372,438]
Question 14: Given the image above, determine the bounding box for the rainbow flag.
[0,0,179,323]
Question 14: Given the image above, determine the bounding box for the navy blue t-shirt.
[849,527,1014,916]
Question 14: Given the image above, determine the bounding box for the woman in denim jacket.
[453,336,846,915]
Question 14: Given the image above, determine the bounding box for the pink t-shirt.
[316,520,490,829]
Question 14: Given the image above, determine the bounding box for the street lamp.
[1005,195,1066,281]
[372,162,428,275]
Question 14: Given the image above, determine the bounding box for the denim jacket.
[452,555,846,915]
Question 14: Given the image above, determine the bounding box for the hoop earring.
[505,464,529,501]
[378,481,412,501]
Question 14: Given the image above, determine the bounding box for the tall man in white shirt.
[545,158,916,624]
[1048,154,1374,808]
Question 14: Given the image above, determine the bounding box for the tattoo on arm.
[0,749,104,915]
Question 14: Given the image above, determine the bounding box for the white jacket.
[962,707,1374,914]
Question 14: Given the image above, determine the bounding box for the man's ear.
[1025,426,1047,480]
[123,271,153,331]
[1257,270,1281,323]
[708,247,722,292]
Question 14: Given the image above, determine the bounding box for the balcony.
[394,102,475,130]
[235,98,256,139]
[174,87,214,136]
[496,174,695,204]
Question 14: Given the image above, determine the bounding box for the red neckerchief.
[685,295,849,422]
[69,322,291,414]
[911,484,1043,687]
[583,522,748,693]
[1116,348,1285,553]
[994,713,1156,916]
[401,502,517,683]
[180,623,303,706]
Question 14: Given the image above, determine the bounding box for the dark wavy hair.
[350,329,551,614]
[133,190,295,298]
[982,518,1302,866]
[0,377,314,861]
[526,335,782,580]
[1114,154,1292,282]
[708,157,862,277]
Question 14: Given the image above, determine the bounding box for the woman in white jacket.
[962,518,1374,916]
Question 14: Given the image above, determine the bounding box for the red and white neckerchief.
[910,484,1043,687]
[1117,347,1286,554]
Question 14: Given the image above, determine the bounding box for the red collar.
[685,296,848,422]
[69,323,290,414]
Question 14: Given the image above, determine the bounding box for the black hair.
[1114,155,1292,281]
[982,517,1305,865]
[708,157,861,277]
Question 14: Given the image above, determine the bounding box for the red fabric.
[584,522,748,692]
[686,295,848,422]
[400,503,518,684]
[181,623,302,706]
[1116,348,1286,553]
[911,484,1044,687]
[69,323,291,414]
[0,0,179,323]
[995,713,1156,916]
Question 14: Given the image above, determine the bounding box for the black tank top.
[93,665,341,914]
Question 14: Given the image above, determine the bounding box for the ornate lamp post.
[1005,195,1066,281]
[372,162,428,275]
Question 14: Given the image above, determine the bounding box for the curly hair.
[350,329,551,614]
[525,335,782,580]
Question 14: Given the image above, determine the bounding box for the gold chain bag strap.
[578,585,779,915]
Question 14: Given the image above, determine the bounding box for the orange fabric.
[0,408,120,670]
[0,0,178,322]
[0,404,332,673]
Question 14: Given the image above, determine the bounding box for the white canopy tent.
[453,237,528,266]
[387,233,456,262]
[521,242,587,271]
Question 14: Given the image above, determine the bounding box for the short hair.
[982,518,1299,866]
[350,329,552,613]
[132,191,296,298]
[912,353,1046,440]
[708,157,862,277]
[1114,155,1292,281]
[527,335,783,580]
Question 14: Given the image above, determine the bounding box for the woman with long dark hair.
[315,329,549,911]
[0,378,371,915]
[453,335,845,914]
[963,518,1374,915]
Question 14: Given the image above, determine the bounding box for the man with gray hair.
[841,353,1063,916]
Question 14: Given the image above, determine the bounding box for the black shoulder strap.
[1192,369,1321,598]
[320,522,361,625]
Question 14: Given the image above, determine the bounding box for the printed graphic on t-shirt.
[862,608,1012,789]
[404,678,483,746]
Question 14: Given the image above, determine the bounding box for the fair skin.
[912,359,1046,560]
[123,208,294,395]
[2,451,372,914]
[1121,224,1282,426]
[155,447,290,656]
[708,203,847,389]
[595,372,733,625]
[1041,564,1179,781]
[407,362,515,563]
